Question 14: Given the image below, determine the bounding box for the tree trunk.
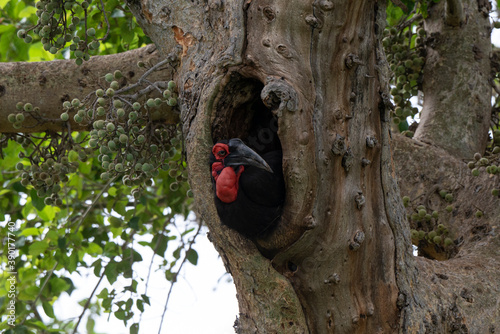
[128,0,500,332]
[414,0,492,159]
[2,0,498,332]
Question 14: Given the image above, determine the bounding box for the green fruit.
[96,89,104,97]
[169,182,179,191]
[89,139,98,148]
[61,113,69,121]
[475,210,483,218]
[167,98,177,106]
[432,211,439,219]
[86,28,96,37]
[445,193,453,202]
[110,81,119,90]
[114,70,123,79]
[104,73,114,82]
[129,111,138,120]
[116,108,125,117]
[106,88,115,97]
[474,152,481,161]
[74,50,84,58]
[113,100,123,108]
[97,106,106,116]
[98,98,106,106]
[418,209,426,218]
[74,114,83,123]
[132,102,141,110]
[167,80,176,90]
[119,134,128,143]
[444,238,453,246]
[479,157,489,165]
[24,103,33,112]
[471,168,480,176]
[75,58,83,66]
[446,205,453,213]
[492,189,500,196]
[146,98,155,107]
[433,236,442,244]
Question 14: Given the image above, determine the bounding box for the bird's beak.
[224,140,273,173]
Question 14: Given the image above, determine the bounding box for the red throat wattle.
[213,165,244,203]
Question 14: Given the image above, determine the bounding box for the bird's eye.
[217,150,227,157]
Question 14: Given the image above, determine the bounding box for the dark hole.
[212,73,281,154]
[287,261,297,272]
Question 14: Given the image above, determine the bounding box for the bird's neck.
[212,163,244,203]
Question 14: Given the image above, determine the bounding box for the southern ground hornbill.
[210,138,285,237]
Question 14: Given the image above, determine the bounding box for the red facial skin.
[211,143,244,203]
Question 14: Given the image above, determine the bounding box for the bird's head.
[212,138,273,173]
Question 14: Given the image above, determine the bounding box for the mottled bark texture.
[1,0,498,332]
[129,0,500,333]
[415,0,492,159]
[0,45,177,133]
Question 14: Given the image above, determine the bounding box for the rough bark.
[1,0,499,332]
[0,45,177,133]
[128,0,500,333]
[393,134,500,333]
[414,0,491,159]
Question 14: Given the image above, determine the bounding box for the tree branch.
[0,45,179,133]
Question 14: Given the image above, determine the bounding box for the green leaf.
[136,299,144,312]
[152,233,168,256]
[49,276,71,295]
[108,186,118,196]
[20,227,41,237]
[86,317,96,334]
[97,288,108,299]
[141,294,150,305]
[130,323,139,334]
[87,242,103,255]
[30,189,45,211]
[45,230,59,241]
[29,241,48,256]
[105,261,118,284]
[186,249,198,265]
[93,259,103,276]
[37,205,58,221]
[18,5,36,18]
[42,301,55,318]
[127,216,139,230]
[114,309,126,320]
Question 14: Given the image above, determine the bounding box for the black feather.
[210,142,285,237]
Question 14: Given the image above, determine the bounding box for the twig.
[72,270,106,334]
[98,0,111,41]
[157,223,202,334]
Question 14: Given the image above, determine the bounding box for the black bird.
[210,138,285,237]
